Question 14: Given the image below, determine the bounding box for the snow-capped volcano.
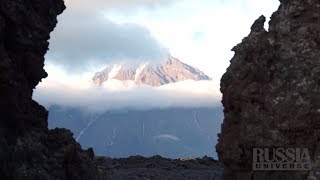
[92,56,211,87]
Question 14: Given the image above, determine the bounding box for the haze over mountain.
[49,106,223,158]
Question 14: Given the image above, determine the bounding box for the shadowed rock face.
[217,0,320,179]
[0,0,99,179]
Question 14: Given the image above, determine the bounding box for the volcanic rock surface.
[217,0,320,179]
[95,156,223,180]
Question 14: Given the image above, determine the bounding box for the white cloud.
[33,79,221,112]
[46,0,280,78]
[154,134,180,141]
[47,0,170,73]
[103,0,280,79]
[33,66,221,113]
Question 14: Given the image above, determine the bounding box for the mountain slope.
[48,106,223,158]
[93,56,211,87]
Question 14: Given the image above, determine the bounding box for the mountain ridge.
[93,56,211,87]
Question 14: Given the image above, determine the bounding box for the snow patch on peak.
[134,63,148,82]
[108,65,122,80]
[92,56,211,87]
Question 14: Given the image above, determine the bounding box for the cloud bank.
[33,78,221,113]
[47,0,169,73]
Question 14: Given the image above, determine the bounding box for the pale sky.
[102,0,279,79]
[46,0,279,80]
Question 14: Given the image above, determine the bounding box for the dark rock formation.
[217,0,320,179]
[0,0,98,179]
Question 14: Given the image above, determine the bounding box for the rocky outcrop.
[0,0,98,179]
[95,156,223,179]
[217,0,320,179]
[92,56,211,87]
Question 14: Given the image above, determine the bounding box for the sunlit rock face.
[0,1,99,179]
[217,0,320,179]
[92,56,211,87]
